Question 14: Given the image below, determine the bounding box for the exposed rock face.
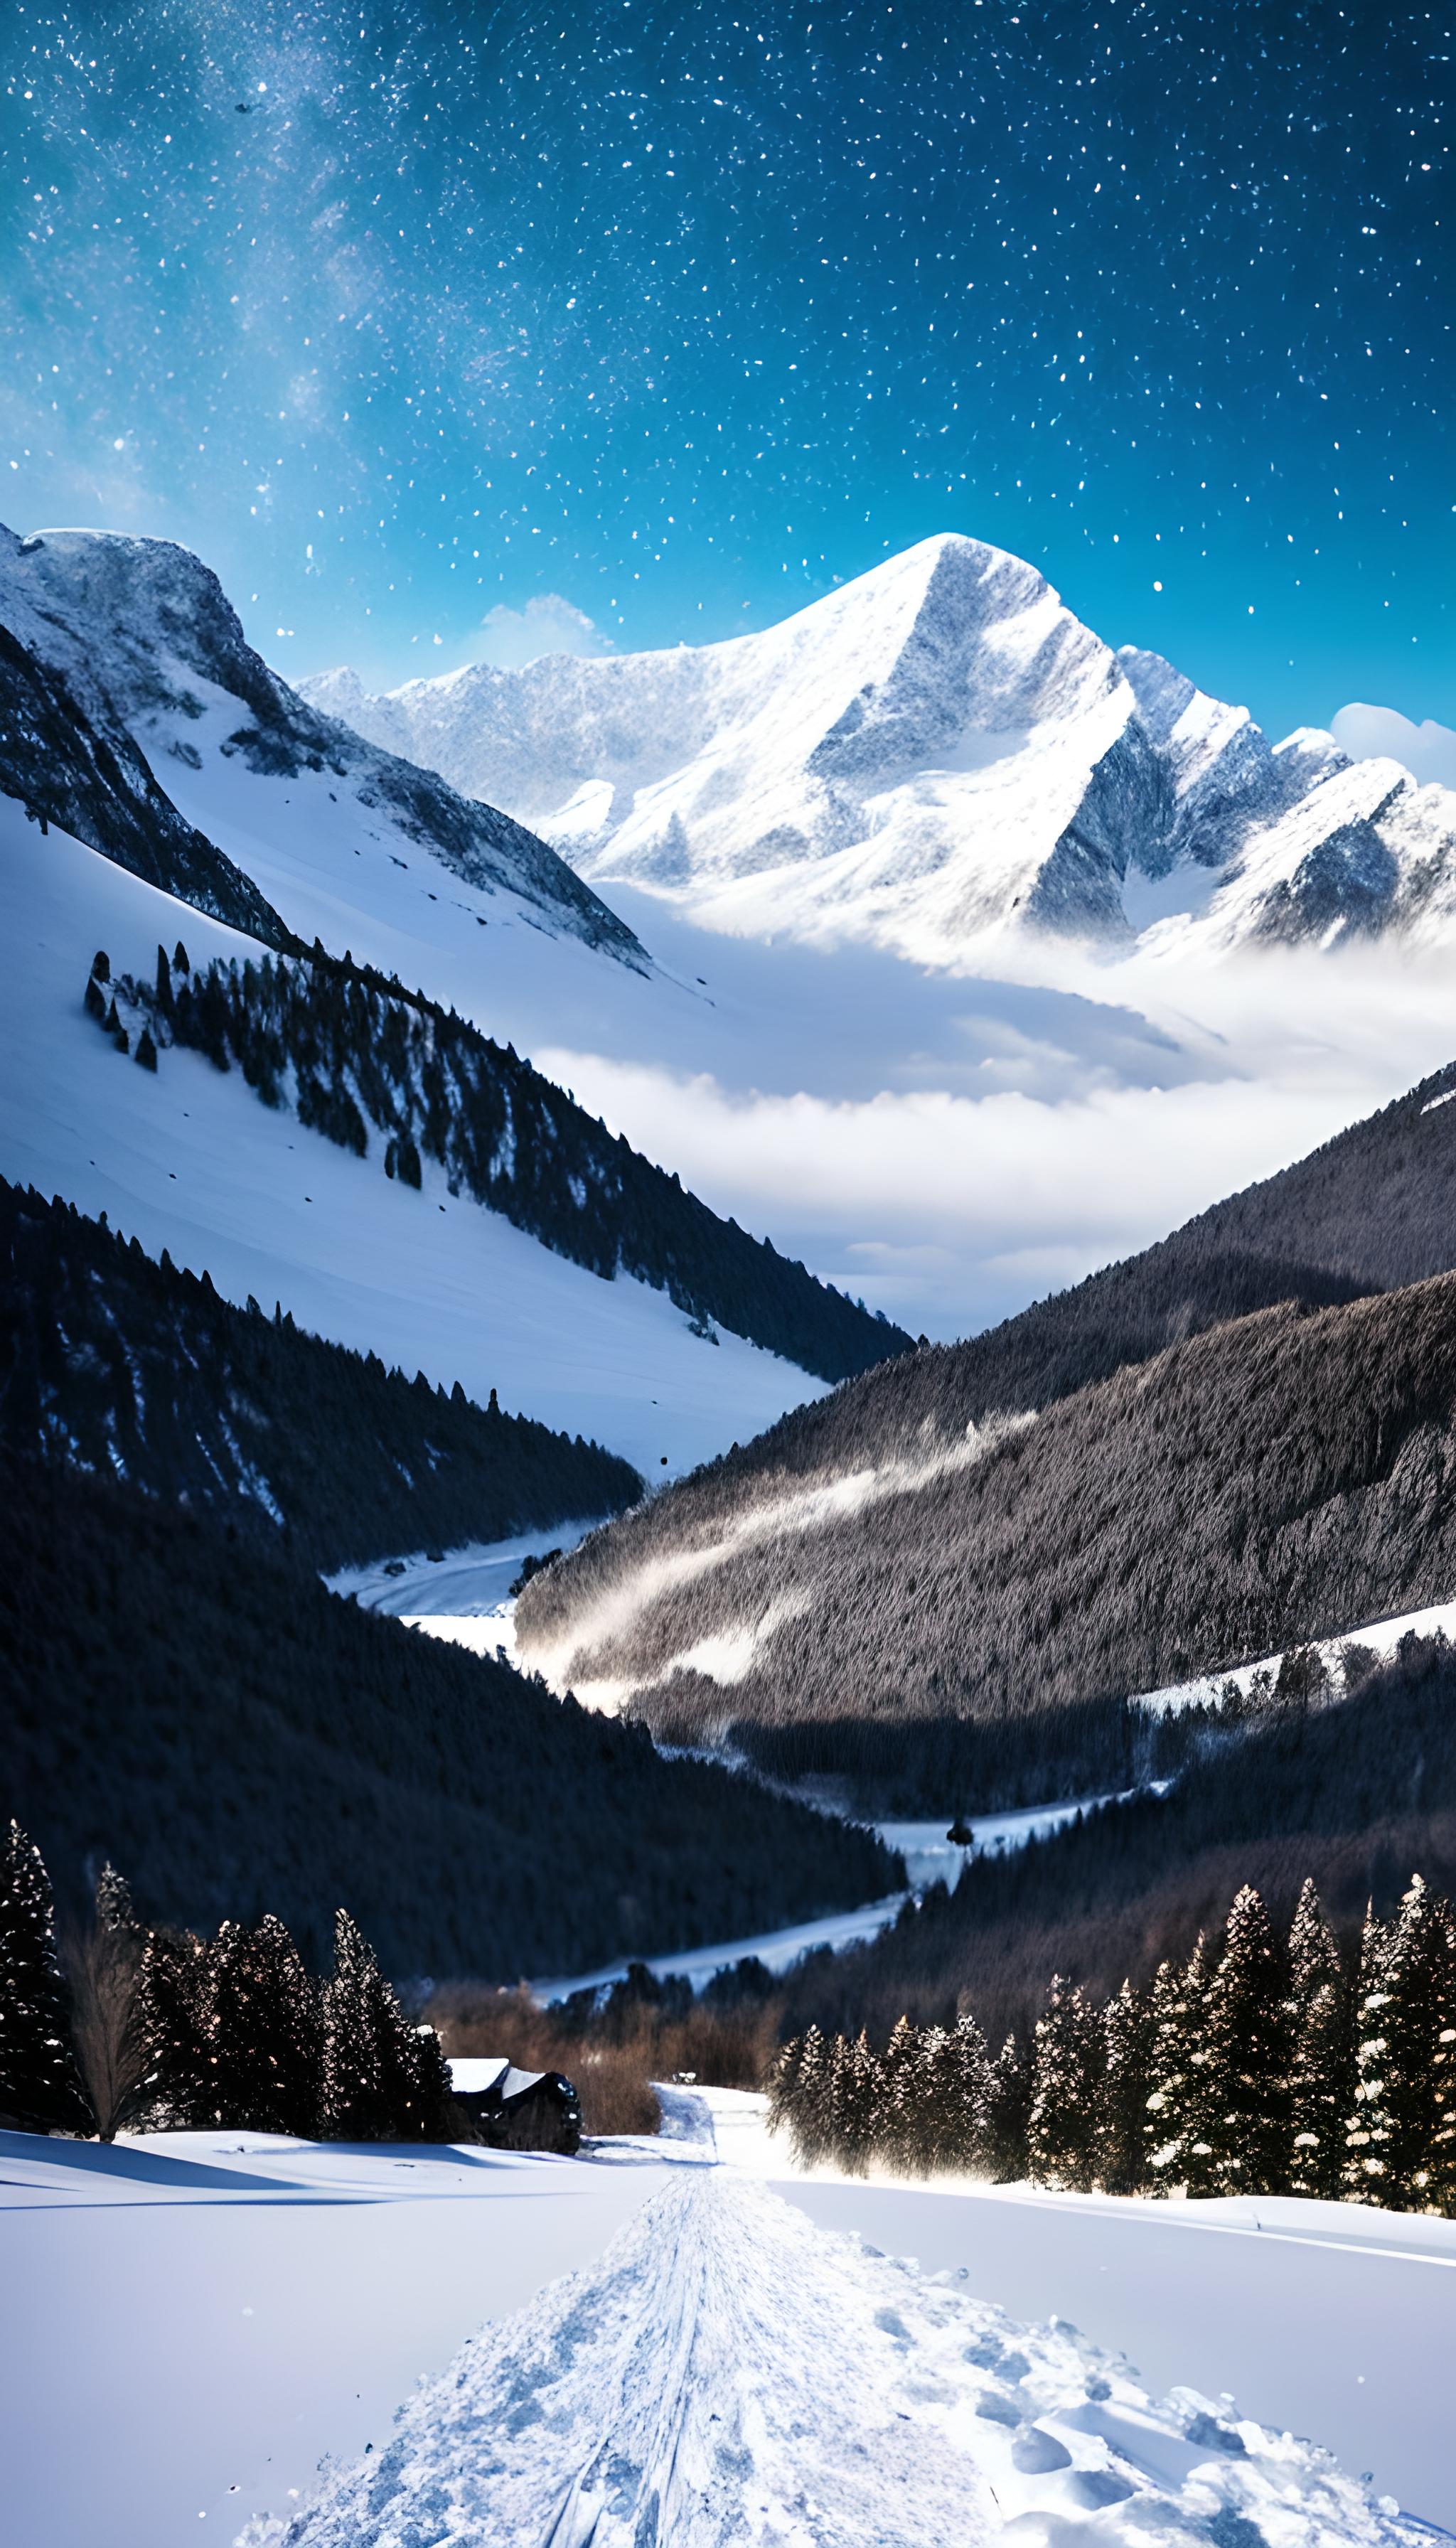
[0,524,647,966]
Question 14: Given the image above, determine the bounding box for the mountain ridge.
[306,532,1456,963]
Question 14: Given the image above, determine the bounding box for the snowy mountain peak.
[304,535,1456,967]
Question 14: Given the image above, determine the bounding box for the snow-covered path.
[253,2167,1423,2548]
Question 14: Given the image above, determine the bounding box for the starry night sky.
[1,1,1450,732]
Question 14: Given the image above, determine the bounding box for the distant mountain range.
[306,532,1456,963]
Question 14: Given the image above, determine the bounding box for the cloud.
[1330,702,1456,789]
[471,594,611,670]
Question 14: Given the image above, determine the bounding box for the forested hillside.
[774,1631,1456,2050]
[0,1181,641,1570]
[542,1050,1456,1509]
[0,1455,901,1979]
[518,1270,1456,1809]
[97,942,911,1384]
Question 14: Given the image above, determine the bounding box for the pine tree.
[1096,1979,1152,2195]
[1027,1976,1104,2191]
[319,1911,450,2141]
[833,2030,882,2176]
[1286,1879,1349,2200]
[786,2023,832,2166]
[1343,1902,1390,2202]
[1144,1939,1213,2193]
[134,1025,158,1072]
[0,1824,93,2134]
[134,1927,215,2129]
[205,1917,320,2136]
[983,2033,1030,2180]
[765,2034,803,2141]
[921,2011,992,2176]
[1201,1887,1288,2195]
[1344,1877,1456,2210]
[877,2014,924,2173]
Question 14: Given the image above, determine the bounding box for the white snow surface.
[245,2127,1441,2548]
[0,803,829,1477]
[5,2107,1455,2546]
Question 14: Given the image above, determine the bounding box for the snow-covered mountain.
[306,532,1456,965]
[0,523,646,973]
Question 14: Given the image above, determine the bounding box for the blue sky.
[2,0,1450,734]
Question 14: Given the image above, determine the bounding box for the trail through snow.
[251,2168,1424,2548]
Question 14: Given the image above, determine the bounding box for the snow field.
[252,2151,1442,2548]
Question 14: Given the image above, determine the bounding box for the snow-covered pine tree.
[877,2014,924,2173]
[983,2032,1030,2180]
[785,2023,831,2166]
[1343,1876,1456,2210]
[132,1927,215,2129]
[0,1823,93,2134]
[821,2030,881,2176]
[1201,1886,1289,2196]
[1285,1878,1349,2199]
[1143,1938,1212,2193]
[1096,1978,1152,2195]
[1027,1976,1103,2191]
[921,2011,992,2176]
[1342,1901,1390,2202]
[205,1917,320,2136]
[319,1911,451,2141]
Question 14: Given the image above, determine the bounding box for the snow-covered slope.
[309,533,1456,964]
[0,522,646,970]
[0,801,832,1477]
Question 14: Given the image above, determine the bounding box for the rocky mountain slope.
[309,533,1456,963]
[0,522,644,968]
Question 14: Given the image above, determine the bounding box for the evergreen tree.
[921,2011,992,2176]
[0,1823,93,2134]
[1201,1886,1289,2195]
[319,1911,450,2141]
[1343,1902,1391,2202]
[134,1026,158,1072]
[765,2033,803,2141]
[1096,1978,1152,2195]
[205,1917,320,2136]
[133,1927,215,2129]
[877,2014,924,2173]
[983,2033,1030,2180]
[1027,1976,1103,2191]
[1144,1939,1213,2193]
[793,2024,838,2167]
[1344,1877,1456,2209]
[827,2029,881,2176]
[1286,1878,1349,2199]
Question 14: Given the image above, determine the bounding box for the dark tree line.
[0,1824,453,2142]
[764,1630,1456,2048]
[91,943,909,1385]
[0,1176,641,1572]
[519,1263,1456,1810]
[0,1453,901,1981]
[771,1870,1456,2215]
